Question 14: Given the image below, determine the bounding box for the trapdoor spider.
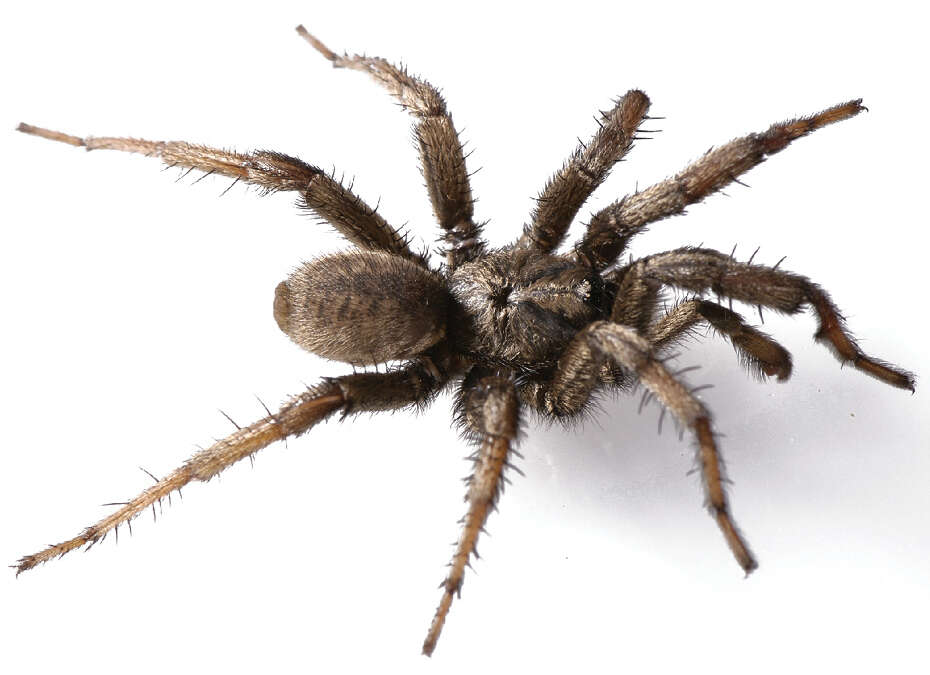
[15,26,915,656]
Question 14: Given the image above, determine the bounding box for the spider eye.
[274,251,450,365]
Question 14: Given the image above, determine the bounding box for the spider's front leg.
[516,90,651,254]
[423,374,520,656]
[639,247,915,391]
[609,262,793,380]
[649,298,793,381]
[14,360,451,575]
[575,99,866,270]
[522,323,757,574]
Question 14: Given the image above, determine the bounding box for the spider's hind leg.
[16,123,422,264]
[14,359,452,576]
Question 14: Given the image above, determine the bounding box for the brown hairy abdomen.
[275,251,450,365]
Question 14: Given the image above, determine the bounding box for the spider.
[14,25,915,656]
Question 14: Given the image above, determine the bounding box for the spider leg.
[607,262,791,381]
[423,374,519,656]
[526,322,756,574]
[639,247,915,390]
[16,123,422,264]
[14,360,451,576]
[516,90,651,254]
[297,26,482,269]
[609,260,664,333]
[574,99,865,270]
[649,298,793,381]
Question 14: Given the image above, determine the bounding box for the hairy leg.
[15,360,451,575]
[525,322,756,573]
[298,26,481,269]
[609,261,664,333]
[640,247,915,390]
[516,90,651,255]
[16,123,422,264]
[607,261,791,381]
[596,261,664,386]
[574,99,865,270]
[650,298,793,381]
[423,374,520,656]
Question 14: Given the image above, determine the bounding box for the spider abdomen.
[274,251,450,365]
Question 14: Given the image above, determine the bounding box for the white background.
[2,2,927,673]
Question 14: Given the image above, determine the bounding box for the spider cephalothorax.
[448,248,605,367]
[15,25,915,656]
